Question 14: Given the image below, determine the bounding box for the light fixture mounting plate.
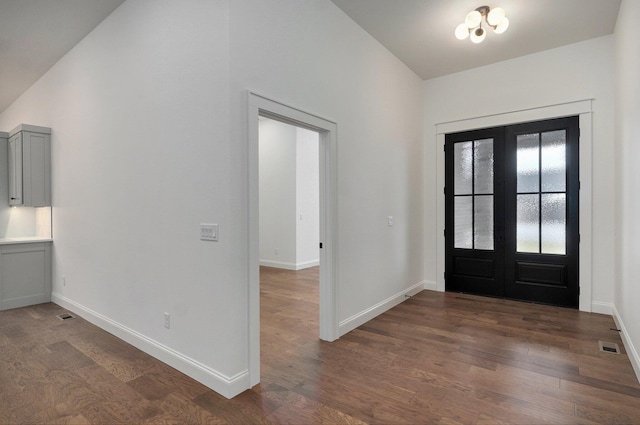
[476,5,490,16]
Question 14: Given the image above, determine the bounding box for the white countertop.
[0,237,53,245]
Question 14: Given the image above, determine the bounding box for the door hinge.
[319,242,323,249]
[444,187,446,195]
[444,272,446,280]
[444,229,446,237]
[579,181,581,190]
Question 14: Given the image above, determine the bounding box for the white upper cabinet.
[8,125,51,207]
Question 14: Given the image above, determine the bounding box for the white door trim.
[435,99,594,312]
[247,92,339,387]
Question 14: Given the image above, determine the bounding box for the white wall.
[258,118,297,267]
[229,0,425,331]
[423,36,616,310]
[296,127,320,267]
[3,208,38,237]
[0,0,425,398]
[0,0,243,397]
[614,0,640,380]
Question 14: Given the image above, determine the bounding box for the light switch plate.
[200,223,218,241]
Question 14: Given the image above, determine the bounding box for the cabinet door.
[7,130,51,207]
[23,131,50,207]
[8,133,23,206]
[0,243,52,311]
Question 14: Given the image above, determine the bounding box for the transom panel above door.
[445,116,579,308]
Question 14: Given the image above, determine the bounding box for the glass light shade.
[455,23,470,40]
[470,27,486,44]
[487,7,506,26]
[494,17,510,34]
[465,10,482,28]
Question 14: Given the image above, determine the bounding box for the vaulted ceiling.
[0,0,125,113]
[0,0,622,114]
[330,0,621,80]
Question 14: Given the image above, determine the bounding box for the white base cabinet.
[0,242,52,311]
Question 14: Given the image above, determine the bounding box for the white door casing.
[247,92,339,387]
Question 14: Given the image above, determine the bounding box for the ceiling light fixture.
[455,6,509,43]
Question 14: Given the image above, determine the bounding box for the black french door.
[445,116,579,308]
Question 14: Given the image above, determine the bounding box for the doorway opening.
[258,117,320,272]
[247,92,338,388]
[444,116,579,307]
[258,116,321,382]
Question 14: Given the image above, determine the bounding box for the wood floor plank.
[66,336,148,383]
[259,384,366,424]
[1,266,639,424]
[149,392,230,425]
[557,378,640,412]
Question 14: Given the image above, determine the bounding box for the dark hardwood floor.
[1,266,639,424]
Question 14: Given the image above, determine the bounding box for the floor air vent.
[599,341,620,354]
[57,313,75,321]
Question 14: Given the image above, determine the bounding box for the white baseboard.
[591,301,614,315]
[423,280,438,291]
[612,305,640,385]
[259,259,319,270]
[51,292,247,399]
[295,259,320,270]
[338,281,425,336]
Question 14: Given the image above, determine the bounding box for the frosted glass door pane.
[455,197,473,249]
[474,195,494,250]
[542,193,566,254]
[517,194,539,253]
[454,142,473,195]
[474,139,494,195]
[541,130,566,192]
[517,134,539,193]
